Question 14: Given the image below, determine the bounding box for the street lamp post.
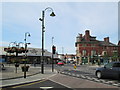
[39,7,55,74]
[24,32,31,78]
[52,37,54,72]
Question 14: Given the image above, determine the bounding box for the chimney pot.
[80,34,82,38]
[85,30,90,41]
[104,37,109,42]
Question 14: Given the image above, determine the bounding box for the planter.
[21,66,29,72]
[15,63,20,67]
[12,47,17,52]
[17,50,22,53]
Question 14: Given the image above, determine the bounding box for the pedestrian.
[74,63,77,69]
[33,59,37,67]
[98,59,101,66]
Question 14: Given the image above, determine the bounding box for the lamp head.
[50,12,56,17]
[28,34,31,37]
[27,43,31,45]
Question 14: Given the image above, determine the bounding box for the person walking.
[74,63,77,69]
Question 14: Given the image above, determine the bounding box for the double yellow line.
[12,79,47,88]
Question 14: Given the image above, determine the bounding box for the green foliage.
[112,52,119,61]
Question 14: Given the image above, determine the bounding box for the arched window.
[91,50,96,56]
[82,50,87,56]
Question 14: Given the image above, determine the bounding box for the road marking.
[107,81,115,83]
[46,74,57,79]
[112,83,119,86]
[80,75,86,79]
[68,73,71,75]
[99,79,105,82]
[49,79,72,89]
[86,76,92,80]
[40,86,53,89]
[72,73,75,76]
[12,79,47,88]
[76,74,80,77]
[60,71,120,87]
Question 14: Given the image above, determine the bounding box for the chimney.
[77,34,83,42]
[80,34,82,38]
[104,38,106,42]
[85,30,90,36]
[85,30,90,41]
[104,37,109,42]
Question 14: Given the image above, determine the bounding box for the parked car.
[95,62,120,79]
[57,61,64,66]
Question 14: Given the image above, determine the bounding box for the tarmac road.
[2,79,73,90]
[55,64,120,87]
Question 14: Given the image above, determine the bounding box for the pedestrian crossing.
[59,71,120,87]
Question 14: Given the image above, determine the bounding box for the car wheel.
[96,71,102,79]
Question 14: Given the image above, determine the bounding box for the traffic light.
[52,45,56,54]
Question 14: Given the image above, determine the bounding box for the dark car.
[95,62,120,79]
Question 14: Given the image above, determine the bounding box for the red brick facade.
[75,30,120,64]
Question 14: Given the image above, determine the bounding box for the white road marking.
[40,86,53,89]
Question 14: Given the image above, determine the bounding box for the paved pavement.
[0,64,57,88]
[1,64,42,80]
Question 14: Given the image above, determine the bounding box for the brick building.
[75,30,120,64]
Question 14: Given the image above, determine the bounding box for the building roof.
[98,41,117,46]
[0,46,52,57]
[76,30,118,46]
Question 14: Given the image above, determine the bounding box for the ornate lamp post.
[39,7,55,74]
[52,37,54,72]
[24,32,31,78]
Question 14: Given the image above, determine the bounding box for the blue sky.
[1,2,119,54]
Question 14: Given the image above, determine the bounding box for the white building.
[1,46,53,57]
[0,46,58,63]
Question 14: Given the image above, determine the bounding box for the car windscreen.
[58,61,63,63]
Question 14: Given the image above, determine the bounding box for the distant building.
[0,46,58,64]
[57,54,65,61]
[65,54,76,61]
[57,54,76,63]
[75,30,120,64]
